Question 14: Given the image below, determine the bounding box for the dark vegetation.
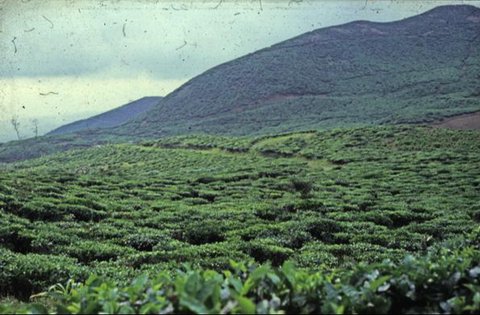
[1,5,479,162]
[0,126,479,313]
[2,232,479,314]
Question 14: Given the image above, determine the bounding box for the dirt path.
[431,111,480,130]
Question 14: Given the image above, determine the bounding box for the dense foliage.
[0,126,479,308]
[1,232,480,314]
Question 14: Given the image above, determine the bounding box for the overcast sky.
[1,0,479,141]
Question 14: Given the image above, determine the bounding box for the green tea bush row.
[0,126,479,305]
[2,238,479,314]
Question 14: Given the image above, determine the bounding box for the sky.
[1,0,479,142]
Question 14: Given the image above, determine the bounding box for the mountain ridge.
[47,96,162,136]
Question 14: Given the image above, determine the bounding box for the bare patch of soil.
[432,111,480,130]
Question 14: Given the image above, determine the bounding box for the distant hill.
[0,5,479,162]
[113,4,480,138]
[47,97,162,135]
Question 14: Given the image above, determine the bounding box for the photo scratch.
[288,0,303,5]
[213,0,223,9]
[171,4,188,11]
[42,15,54,28]
[11,37,17,54]
[39,92,59,96]
[175,40,187,51]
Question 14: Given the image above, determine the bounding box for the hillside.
[1,126,479,303]
[0,4,479,163]
[47,97,162,135]
[114,4,480,137]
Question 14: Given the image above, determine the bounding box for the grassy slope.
[1,126,479,300]
[116,5,480,136]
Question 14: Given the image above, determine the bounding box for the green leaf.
[267,273,281,285]
[180,296,209,314]
[281,261,296,286]
[369,275,391,292]
[236,296,256,314]
[229,277,243,293]
[250,265,270,281]
[25,304,49,314]
[131,274,149,288]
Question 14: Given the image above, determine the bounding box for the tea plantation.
[1,126,479,313]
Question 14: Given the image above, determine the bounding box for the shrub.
[304,217,342,243]
[0,248,86,299]
[56,204,107,222]
[59,241,132,264]
[290,178,313,198]
[16,201,64,221]
[4,243,480,314]
[244,238,294,266]
[181,221,225,245]
[0,225,33,253]
[123,233,167,251]
[254,205,293,221]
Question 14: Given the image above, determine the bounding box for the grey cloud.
[2,0,479,81]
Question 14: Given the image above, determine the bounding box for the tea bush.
[0,126,479,312]
[3,239,480,314]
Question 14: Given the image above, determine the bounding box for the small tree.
[10,116,21,140]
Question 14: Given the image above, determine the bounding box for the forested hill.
[114,4,480,137]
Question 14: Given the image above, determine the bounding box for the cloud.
[4,1,477,80]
